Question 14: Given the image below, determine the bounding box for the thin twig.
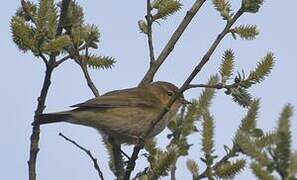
[196,145,239,179]
[55,43,90,67]
[187,82,239,90]
[59,133,104,180]
[146,0,155,65]
[55,55,71,67]
[145,8,244,140]
[40,53,49,67]
[124,8,244,179]
[120,149,131,161]
[139,0,207,86]
[74,53,100,97]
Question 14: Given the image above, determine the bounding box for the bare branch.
[39,53,49,67]
[124,8,244,179]
[139,0,207,86]
[74,53,100,97]
[187,82,239,90]
[146,8,244,141]
[28,57,55,180]
[55,55,71,67]
[146,0,155,65]
[55,43,92,67]
[59,133,104,180]
[124,142,144,180]
[196,145,239,179]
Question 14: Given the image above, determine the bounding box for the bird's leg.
[108,136,125,179]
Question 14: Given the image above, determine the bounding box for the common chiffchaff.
[34,81,189,144]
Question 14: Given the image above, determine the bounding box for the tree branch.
[40,53,49,67]
[196,145,239,179]
[28,57,55,180]
[55,43,91,67]
[59,133,104,180]
[123,142,144,180]
[187,82,239,90]
[28,1,71,179]
[139,0,207,86]
[124,8,244,179]
[146,0,155,65]
[74,53,100,97]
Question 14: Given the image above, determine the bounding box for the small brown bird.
[34,81,189,144]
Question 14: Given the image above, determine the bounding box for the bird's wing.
[70,87,159,108]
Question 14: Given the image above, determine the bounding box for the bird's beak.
[182,99,192,105]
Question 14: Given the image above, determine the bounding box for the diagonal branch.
[139,0,207,86]
[74,52,100,97]
[196,145,239,179]
[124,8,244,179]
[55,43,91,67]
[59,133,104,180]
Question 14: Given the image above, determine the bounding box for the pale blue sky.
[1,0,297,179]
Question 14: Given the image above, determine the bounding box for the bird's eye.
[167,91,174,96]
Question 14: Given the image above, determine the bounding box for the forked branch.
[139,0,207,86]
[124,7,244,179]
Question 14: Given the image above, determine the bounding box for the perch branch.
[124,8,244,179]
[187,82,240,90]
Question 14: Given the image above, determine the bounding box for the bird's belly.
[69,107,176,144]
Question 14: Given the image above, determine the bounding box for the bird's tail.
[33,112,71,126]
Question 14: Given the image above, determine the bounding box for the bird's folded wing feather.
[70,87,159,108]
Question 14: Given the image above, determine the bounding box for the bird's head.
[149,81,190,108]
